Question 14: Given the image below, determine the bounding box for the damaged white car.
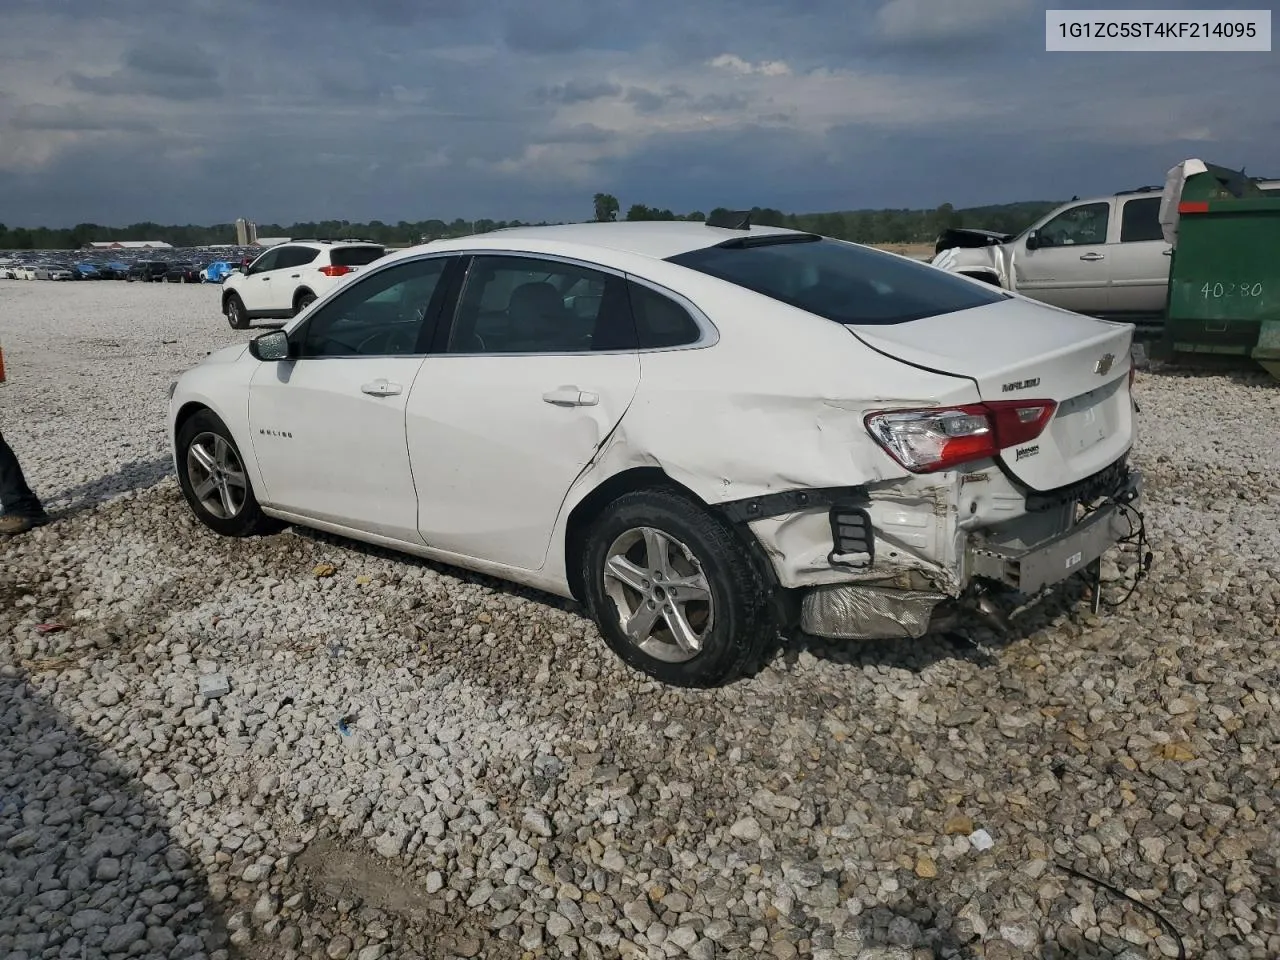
[169,216,1144,687]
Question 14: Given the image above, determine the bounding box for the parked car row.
[0,244,266,285]
[125,261,207,283]
[0,263,78,281]
[2,257,248,284]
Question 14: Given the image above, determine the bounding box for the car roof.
[406,221,807,262]
[284,239,383,249]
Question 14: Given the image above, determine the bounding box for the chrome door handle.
[1163,249,1173,256]
[542,386,599,407]
[360,380,402,397]
[1079,253,1105,261]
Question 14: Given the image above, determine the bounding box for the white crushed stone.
[2,279,1278,959]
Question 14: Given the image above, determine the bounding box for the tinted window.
[276,247,319,268]
[1037,202,1110,247]
[447,256,635,353]
[1120,197,1163,243]
[251,249,280,273]
[628,283,701,348]
[297,257,448,358]
[331,246,386,267]
[667,237,1007,326]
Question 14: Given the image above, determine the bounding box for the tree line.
[0,197,1060,251]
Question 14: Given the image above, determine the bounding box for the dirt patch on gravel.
[293,836,520,959]
[297,838,435,917]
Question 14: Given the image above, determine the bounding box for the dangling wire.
[1099,499,1153,608]
[1075,492,1152,609]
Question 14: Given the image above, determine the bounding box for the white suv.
[221,240,386,329]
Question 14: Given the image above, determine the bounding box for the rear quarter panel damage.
[546,288,983,593]
[747,474,961,593]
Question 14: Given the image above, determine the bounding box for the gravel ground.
[1,278,1278,960]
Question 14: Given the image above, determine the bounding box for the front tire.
[581,488,777,687]
[176,409,274,538]
[226,294,249,330]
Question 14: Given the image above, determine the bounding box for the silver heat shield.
[800,583,947,640]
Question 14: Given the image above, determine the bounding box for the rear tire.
[176,409,275,538]
[226,294,249,330]
[581,488,777,687]
[294,291,316,316]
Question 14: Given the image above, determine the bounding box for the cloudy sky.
[1,0,1276,227]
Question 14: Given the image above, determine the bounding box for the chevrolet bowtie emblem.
[1094,352,1115,375]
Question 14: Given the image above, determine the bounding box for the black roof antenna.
[706,209,752,230]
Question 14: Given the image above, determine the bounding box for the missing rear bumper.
[967,468,1143,594]
[798,466,1145,640]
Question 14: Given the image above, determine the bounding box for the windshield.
[668,236,1008,325]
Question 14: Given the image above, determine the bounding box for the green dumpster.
[1162,161,1280,378]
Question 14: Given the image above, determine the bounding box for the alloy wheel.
[186,432,248,520]
[601,526,715,663]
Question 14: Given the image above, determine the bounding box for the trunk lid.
[847,298,1135,492]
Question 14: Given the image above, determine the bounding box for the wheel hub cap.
[602,527,714,664]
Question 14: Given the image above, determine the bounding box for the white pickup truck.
[931,187,1172,322]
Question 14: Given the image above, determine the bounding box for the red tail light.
[865,399,1057,473]
[319,264,352,277]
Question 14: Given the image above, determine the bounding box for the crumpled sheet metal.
[801,583,947,640]
[930,244,1006,287]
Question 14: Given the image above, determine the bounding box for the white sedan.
[169,218,1144,687]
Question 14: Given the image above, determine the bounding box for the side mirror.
[1025,230,1041,251]
[249,329,290,361]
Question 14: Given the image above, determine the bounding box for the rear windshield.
[331,245,385,267]
[667,236,1008,325]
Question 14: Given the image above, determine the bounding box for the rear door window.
[277,247,320,268]
[1120,197,1164,243]
[446,255,635,353]
[627,282,702,348]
